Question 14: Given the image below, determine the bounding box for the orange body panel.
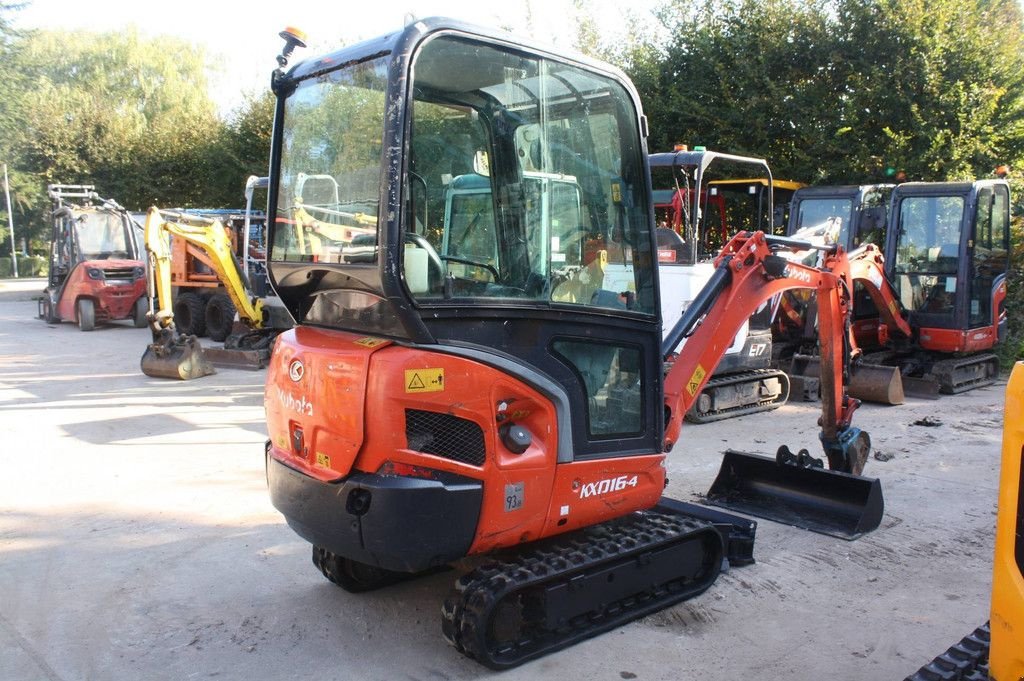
[917,327,997,354]
[266,326,666,554]
[54,259,147,323]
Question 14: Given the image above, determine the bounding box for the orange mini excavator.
[262,20,882,668]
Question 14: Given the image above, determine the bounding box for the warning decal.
[405,368,445,393]
[686,364,707,397]
[354,337,388,348]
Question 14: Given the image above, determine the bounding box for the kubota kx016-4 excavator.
[139,208,282,379]
[261,20,881,668]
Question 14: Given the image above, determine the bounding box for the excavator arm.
[847,244,913,342]
[144,208,265,330]
[663,230,868,474]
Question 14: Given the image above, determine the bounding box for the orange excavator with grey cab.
[261,20,884,669]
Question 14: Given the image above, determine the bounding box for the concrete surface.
[0,277,1007,680]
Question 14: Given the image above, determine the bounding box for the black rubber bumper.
[266,450,483,573]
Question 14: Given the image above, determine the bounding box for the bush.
[0,255,47,278]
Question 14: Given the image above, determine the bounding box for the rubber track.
[686,369,790,424]
[441,511,722,669]
[903,622,990,681]
[931,355,999,395]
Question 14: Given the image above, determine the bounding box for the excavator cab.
[886,181,1010,354]
[268,22,664,455]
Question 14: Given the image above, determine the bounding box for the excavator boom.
[660,231,882,539]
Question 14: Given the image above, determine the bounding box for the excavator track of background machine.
[930,354,1000,394]
[441,511,724,669]
[685,368,790,423]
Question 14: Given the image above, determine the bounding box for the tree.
[625,0,1024,184]
[5,27,233,249]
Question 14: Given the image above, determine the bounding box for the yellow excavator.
[140,207,278,379]
[905,361,1023,680]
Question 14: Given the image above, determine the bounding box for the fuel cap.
[500,423,531,454]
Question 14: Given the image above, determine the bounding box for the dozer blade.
[790,354,904,405]
[705,450,884,540]
[901,376,941,400]
[140,334,216,380]
[202,346,269,370]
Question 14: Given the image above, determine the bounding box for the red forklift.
[38,185,148,331]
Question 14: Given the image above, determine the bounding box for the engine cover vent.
[405,409,486,466]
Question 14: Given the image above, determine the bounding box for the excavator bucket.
[705,449,884,540]
[789,354,904,405]
[140,328,216,380]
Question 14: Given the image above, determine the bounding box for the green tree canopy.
[623,0,1024,184]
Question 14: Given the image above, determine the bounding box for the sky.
[13,0,655,117]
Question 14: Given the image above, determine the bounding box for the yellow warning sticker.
[316,452,331,468]
[405,368,445,393]
[354,337,387,348]
[686,364,707,397]
[610,182,622,203]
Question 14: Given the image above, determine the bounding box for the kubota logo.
[275,386,314,417]
[288,359,304,382]
[783,265,813,284]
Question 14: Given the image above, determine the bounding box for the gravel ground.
[0,277,1007,680]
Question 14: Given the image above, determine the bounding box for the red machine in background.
[38,184,148,331]
[778,180,1010,399]
[261,20,882,669]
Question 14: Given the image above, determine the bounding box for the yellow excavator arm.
[143,207,265,330]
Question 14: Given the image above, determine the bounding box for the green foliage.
[999,178,1024,366]
[621,0,1024,184]
[0,254,45,278]
[0,16,278,255]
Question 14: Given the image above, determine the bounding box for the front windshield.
[405,36,654,315]
[272,57,388,264]
[892,195,965,314]
[793,197,854,246]
[75,211,134,260]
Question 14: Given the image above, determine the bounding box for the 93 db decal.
[504,482,524,511]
